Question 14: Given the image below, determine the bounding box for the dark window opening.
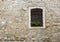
[31,8,43,27]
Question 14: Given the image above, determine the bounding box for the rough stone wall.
[0,0,60,42]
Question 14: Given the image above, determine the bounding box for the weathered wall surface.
[0,0,60,42]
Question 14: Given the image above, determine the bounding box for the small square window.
[29,7,45,28]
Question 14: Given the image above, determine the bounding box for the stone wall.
[0,0,60,42]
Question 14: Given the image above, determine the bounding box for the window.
[29,7,45,28]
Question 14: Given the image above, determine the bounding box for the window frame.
[29,7,45,28]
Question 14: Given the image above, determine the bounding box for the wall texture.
[0,0,60,42]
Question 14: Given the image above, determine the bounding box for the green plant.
[31,21,42,26]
